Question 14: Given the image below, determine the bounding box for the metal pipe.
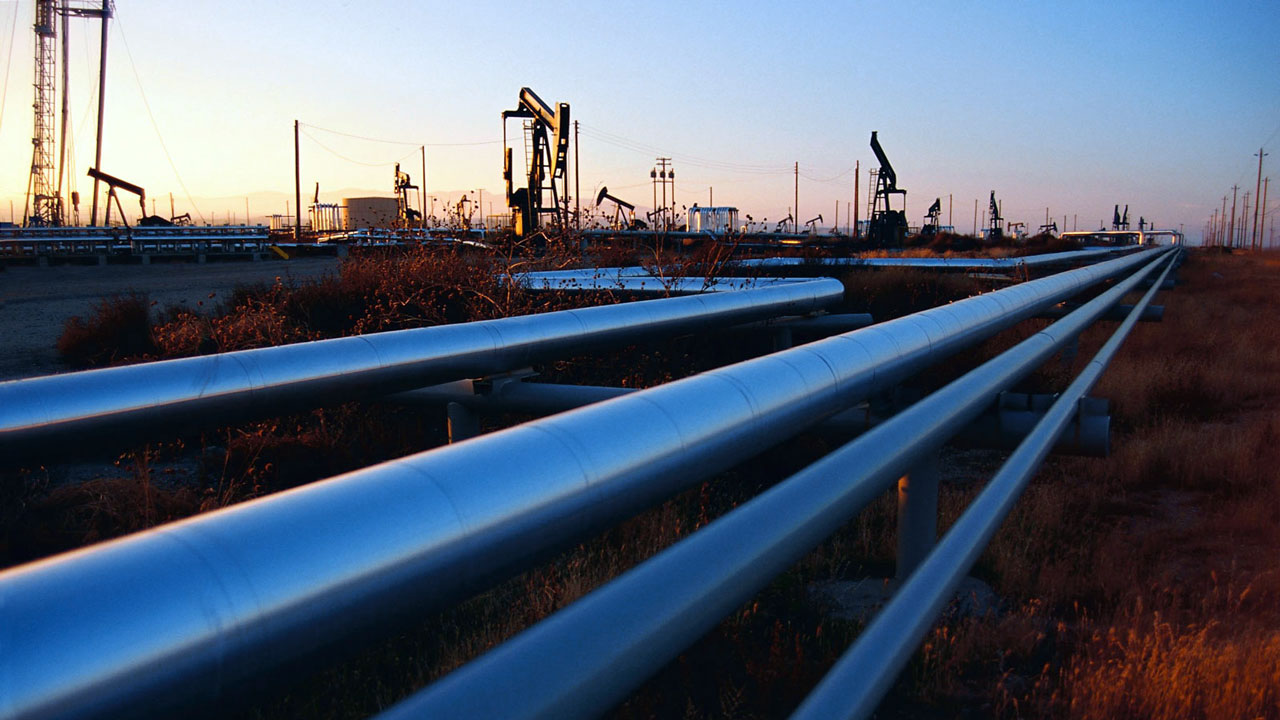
[0,249,1165,720]
[396,382,1110,457]
[733,247,1125,271]
[792,251,1179,720]
[374,247,1175,720]
[0,278,842,462]
[390,378,634,417]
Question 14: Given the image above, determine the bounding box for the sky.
[1,0,1277,240]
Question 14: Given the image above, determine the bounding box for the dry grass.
[1056,579,1280,720]
[56,292,158,368]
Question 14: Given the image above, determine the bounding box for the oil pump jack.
[868,131,907,247]
[595,186,641,230]
[921,197,942,237]
[502,87,570,238]
[987,191,1004,242]
[86,167,145,229]
[394,163,420,228]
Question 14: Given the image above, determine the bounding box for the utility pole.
[294,119,301,242]
[574,120,580,230]
[420,146,427,229]
[1253,148,1267,249]
[852,160,859,240]
[1228,185,1238,248]
[948,193,952,229]
[56,4,69,224]
[1261,177,1269,249]
[1242,192,1251,248]
[794,162,799,233]
[89,1,110,226]
[651,167,657,230]
[973,198,978,235]
[1220,196,1228,246]
[651,158,673,231]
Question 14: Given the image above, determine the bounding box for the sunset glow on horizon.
[1,0,1276,238]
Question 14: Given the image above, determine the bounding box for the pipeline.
[374,247,1177,720]
[0,277,842,462]
[0,248,1167,719]
[793,251,1178,720]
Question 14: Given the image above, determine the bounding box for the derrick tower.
[28,0,60,226]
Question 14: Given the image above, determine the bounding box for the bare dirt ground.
[0,257,340,381]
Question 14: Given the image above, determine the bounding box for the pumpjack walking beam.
[868,131,907,247]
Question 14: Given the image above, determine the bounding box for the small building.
[342,197,400,229]
[687,206,739,235]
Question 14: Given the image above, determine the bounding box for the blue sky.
[1,0,1277,238]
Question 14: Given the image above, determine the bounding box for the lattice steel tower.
[27,0,61,226]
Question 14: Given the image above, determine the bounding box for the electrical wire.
[580,123,858,186]
[580,123,790,172]
[578,124,793,175]
[114,15,205,223]
[299,121,499,147]
[799,165,855,183]
[0,0,20,135]
[299,127,420,167]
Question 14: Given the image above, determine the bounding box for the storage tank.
[342,197,400,229]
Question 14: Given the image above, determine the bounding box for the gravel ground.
[0,257,341,381]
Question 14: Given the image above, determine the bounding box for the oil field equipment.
[1112,204,1130,231]
[86,167,145,229]
[595,186,640,230]
[687,205,739,235]
[1037,220,1059,236]
[25,0,113,227]
[868,131,907,247]
[987,191,1004,242]
[804,215,824,234]
[922,198,942,237]
[394,163,420,228]
[502,87,570,238]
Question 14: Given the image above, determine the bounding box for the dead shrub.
[56,292,158,368]
[4,477,200,565]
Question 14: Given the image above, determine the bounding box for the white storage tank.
[342,197,400,229]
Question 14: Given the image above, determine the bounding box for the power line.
[115,15,205,223]
[578,123,793,174]
[299,121,499,147]
[299,127,420,167]
[0,0,19,135]
[799,166,855,183]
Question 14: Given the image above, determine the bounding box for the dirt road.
[0,257,341,381]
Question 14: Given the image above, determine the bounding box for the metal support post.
[771,326,793,352]
[896,452,940,580]
[1060,335,1079,367]
[446,401,479,444]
